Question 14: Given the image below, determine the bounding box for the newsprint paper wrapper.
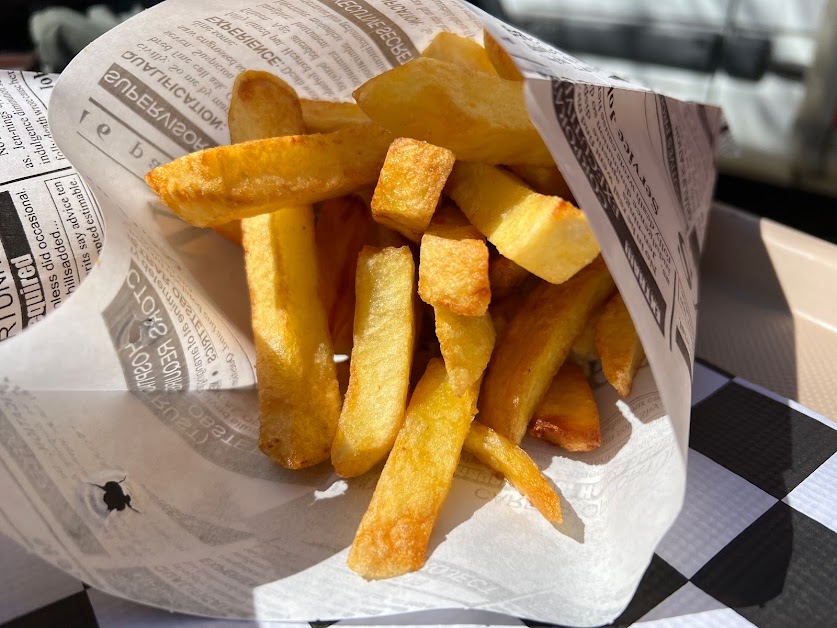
[0,0,722,625]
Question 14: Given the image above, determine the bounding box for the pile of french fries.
[145,31,646,580]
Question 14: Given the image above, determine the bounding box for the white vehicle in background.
[485,0,837,198]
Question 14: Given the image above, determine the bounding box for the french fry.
[483,29,524,80]
[596,293,645,397]
[300,99,370,133]
[418,217,490,316]
[446,161,600,285]
[435,306,495,396]
[571,305,604,364]
[347,359,479,579]
[489,291,523,340]
[370,138,455,243]
[479,256,615,443]
[145,122,393,227]
[489,255,531,300]
[528,362,601,451]
[464,421,562,521]
[230,71,341,469]
[353,57,553,166]
[331,246,416,478]
[315,195,373,355]
[421,32,498,74]
[229,70,305,141]
[211,220,242,246]
[508,164,575,202]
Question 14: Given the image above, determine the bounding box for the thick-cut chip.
[370,138,455,242]
[571,305,604,364]
[229,70,305,141]
[348,359,479,579]
[315,195,373,355]
[480,257,615,443]
[418,218,490,316]
[489,255,531,300]
[446,161,599,284]
[435,306,495,396]
[421,32,497,74]
[596,293,646,397]
[230,71,341,469]
[145,122,393,227]
[508,164,575,201]
[211,221,242,246]
[489,292,523,340]
[300,99,370,133]
[331,246,416,478]
[483,29,523,80]
[464,421,562,521]
[529,362,601,451]
[353,57,553,166]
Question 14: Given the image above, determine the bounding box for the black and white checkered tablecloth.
[2,360,836,628]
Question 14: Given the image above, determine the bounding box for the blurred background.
[3,0,835,242]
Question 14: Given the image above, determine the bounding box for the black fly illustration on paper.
[91,477,140,513]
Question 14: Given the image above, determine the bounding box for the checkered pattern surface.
[2,361,836,628]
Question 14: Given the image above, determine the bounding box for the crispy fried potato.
[483,29,524,80]
[571,304,604,364]
[145,122,393,227]
[331,246,416,478]
[211,221,242,246]
[348,359,479,579]
[489,255,530,301]
[480,257,615,443]
[508,164,575,202]
[446,161,599,285]
[353,57,553,166]
[418,217,490,316]
[529,363,601,451]
[229,70,305,141]
[435,306,495,396]
[596,292,645,397]
[370,138,455,242]
[315,195,373,355]
[421,32,497,74]
[300,99,370,133]
[489,291,523,340]
[464,421,561,521]
[231,71,341,469]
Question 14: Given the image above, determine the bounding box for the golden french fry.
[371,138,455,242]
[480,256,615,443]
[435,306,495,396]
[489,255,531,301]
[211,221,242,246]
[418,218,490,316]
[529,362,601,451]
[145,122,393,227]
[315,195,373,355]
[229,70,305,140]
[230,71,341,469]
[464,421,562,521]
[570,304,604,364]
[596,292,645,397]
[483,29,524,80]
[353,57,553,166]
[331,246,416,478]
[421,32,498,74]
[508,164,575,202]
[489,291,523,341]
[348,359,479,579]
[446,161,600,285]
[300,99,370,133]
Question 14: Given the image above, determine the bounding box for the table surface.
[2,357,836,628]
